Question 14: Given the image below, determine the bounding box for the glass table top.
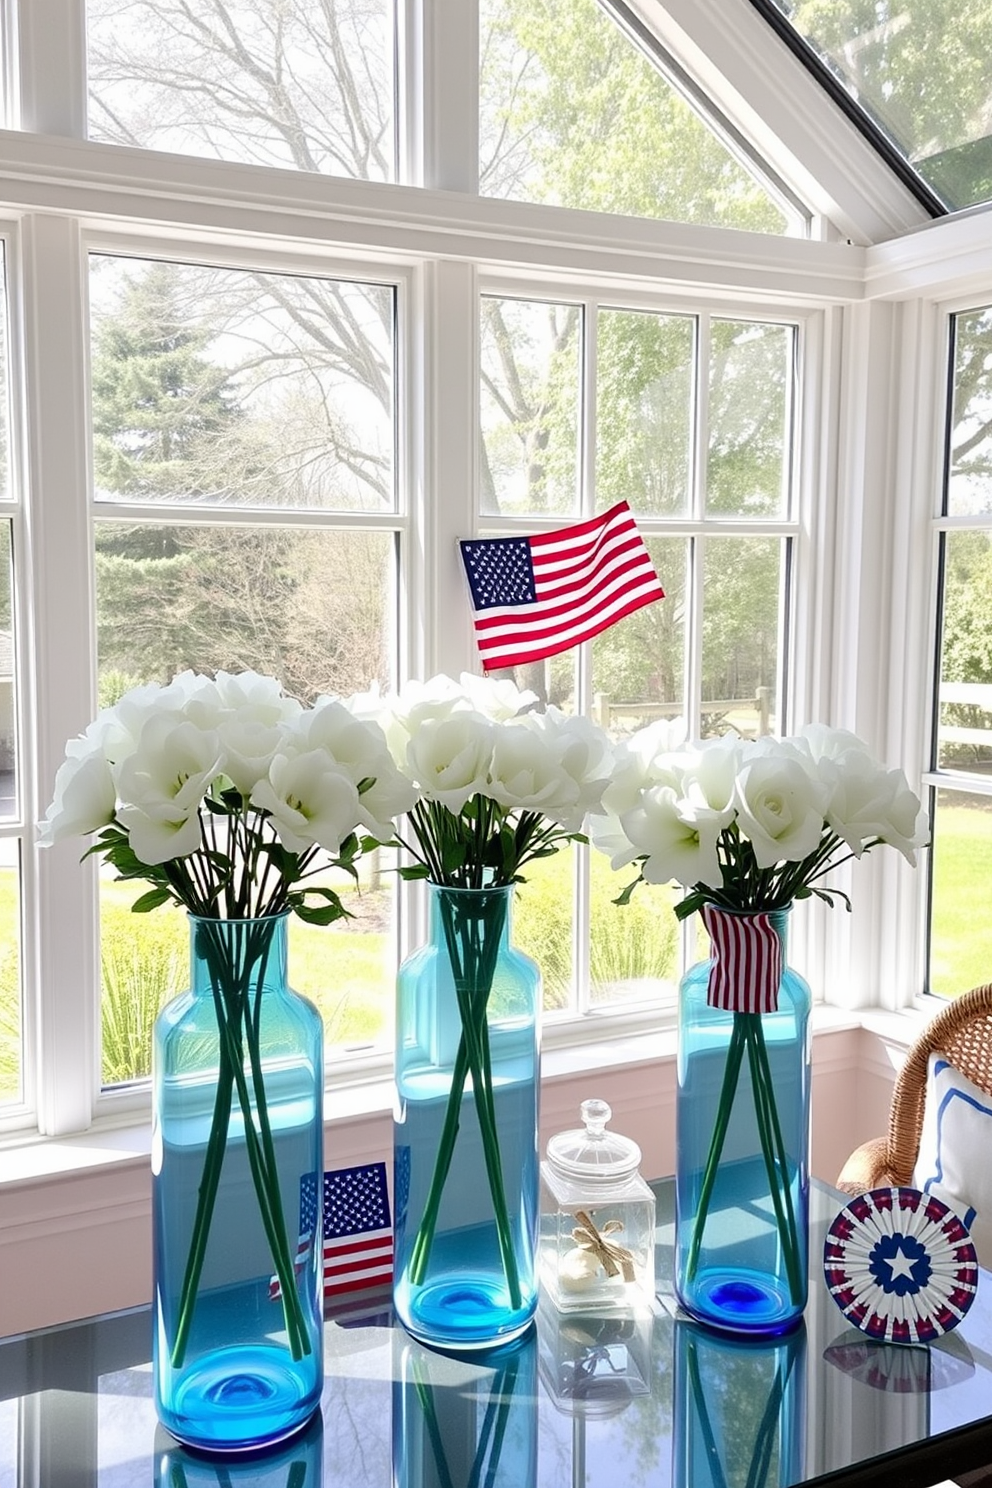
[1,1180,990,1487]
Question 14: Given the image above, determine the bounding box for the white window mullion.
[405,0,479,192]
[686,314,708,739]
[424,256,477,680]
[573,301,597,1016]
[14,0,86,137]
[21,211,98,1134]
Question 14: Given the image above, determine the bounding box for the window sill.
[0,1000,916,1195]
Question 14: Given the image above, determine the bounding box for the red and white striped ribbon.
[702,904,782,1014]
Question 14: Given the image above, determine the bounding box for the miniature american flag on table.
[459,499,664,671]
[269,1162,394,1304]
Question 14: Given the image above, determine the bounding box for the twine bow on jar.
[572,1210,636,1282]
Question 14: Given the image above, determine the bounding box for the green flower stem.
[685,1017,748,1285]
[685,1010,803,1307]
[407,1034,469,1282]
[440,895,521,1309]
[743,1023,809,1303]
[169,921,310,1368]
[213,978,308,1359]
[407,890,522,1310]
[170,1044,234,1368]
[742,1018,803,1305]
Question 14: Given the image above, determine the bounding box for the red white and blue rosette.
[823,1187,979,1343]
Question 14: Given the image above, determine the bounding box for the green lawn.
[0,806,985,1094]
[930,802,992,996]
[99,876,393,1084]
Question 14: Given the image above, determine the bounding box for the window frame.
[0,0,932,1143]
[921,292,992,998]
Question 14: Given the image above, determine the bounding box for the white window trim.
[0,0,973,1160]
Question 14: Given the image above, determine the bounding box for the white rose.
[216,717,291,795]
[91,672,222,767]
[679,734,744,818]
[295,700,418,840]
[588,807,643,872]
[488,722,578,819]
[116,803,205,865]
[213,669,302,726]
[734,753,828,870]
[792,723,871,767]
[518,708,613,829]
[598,724,685,823]
[38,746,117,845]
[619,784,723,888]
[457,672,538,722]
[872,768,929,863]
[405,712,495,812]
[792,727,928,863]
[116,716,224,818]
[250,750,363,854]
[346,675,468,771]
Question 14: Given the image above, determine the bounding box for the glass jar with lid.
[540,1098,656,1313]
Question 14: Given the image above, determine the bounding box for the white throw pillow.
[914,1053,992,1269]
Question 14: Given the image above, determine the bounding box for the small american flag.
[269,1162,393,1304]
[702,905,782,1014]
[322,1162,394,1300]
[459,500,664,671]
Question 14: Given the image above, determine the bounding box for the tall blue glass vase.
[393,884,540,1350]
[152,914,324,1452]
[675,907,811,1336]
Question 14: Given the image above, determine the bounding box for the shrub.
[0,940,20,1102]
[513,851,679,1009]
[101,905,186,1084]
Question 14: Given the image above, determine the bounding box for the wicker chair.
[836,982,992,1195]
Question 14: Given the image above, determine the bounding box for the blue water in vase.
[393,885,541,1351]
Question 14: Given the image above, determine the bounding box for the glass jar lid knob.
[546,1098,642,1179]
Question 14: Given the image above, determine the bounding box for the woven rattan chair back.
[882,981,992,1186]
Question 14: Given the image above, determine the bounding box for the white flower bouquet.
[355,672,613,1306]
[41,669,416,1363]
[594,720,927,917]
[592,720,928,1310]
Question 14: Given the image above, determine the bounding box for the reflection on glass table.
[392,1328,537,1488]
[1,1180,992,1486]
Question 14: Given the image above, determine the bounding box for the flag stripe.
[324,1272,393,1299]
[528,504,630,547]
[475,578,664,662]
[534,537,654,597]
[476,586,664,666]
[702,905,782,1014]
[474,553,661,633]
[473,591,663,670]
[529,518,642,574]
[460,500,664,671]
[270,1163,394,1305]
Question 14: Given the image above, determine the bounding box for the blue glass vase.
[152,914,324,1452]
[154,1409,324,1486]
[393,884,540,1350]
[392,1328,537,1488]
[673,1316,806,1488]
[675,907,811,1336]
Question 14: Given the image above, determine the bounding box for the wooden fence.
[592,686,773,736]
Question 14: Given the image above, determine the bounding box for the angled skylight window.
[480,0,806,234]
[756,0,992,213]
